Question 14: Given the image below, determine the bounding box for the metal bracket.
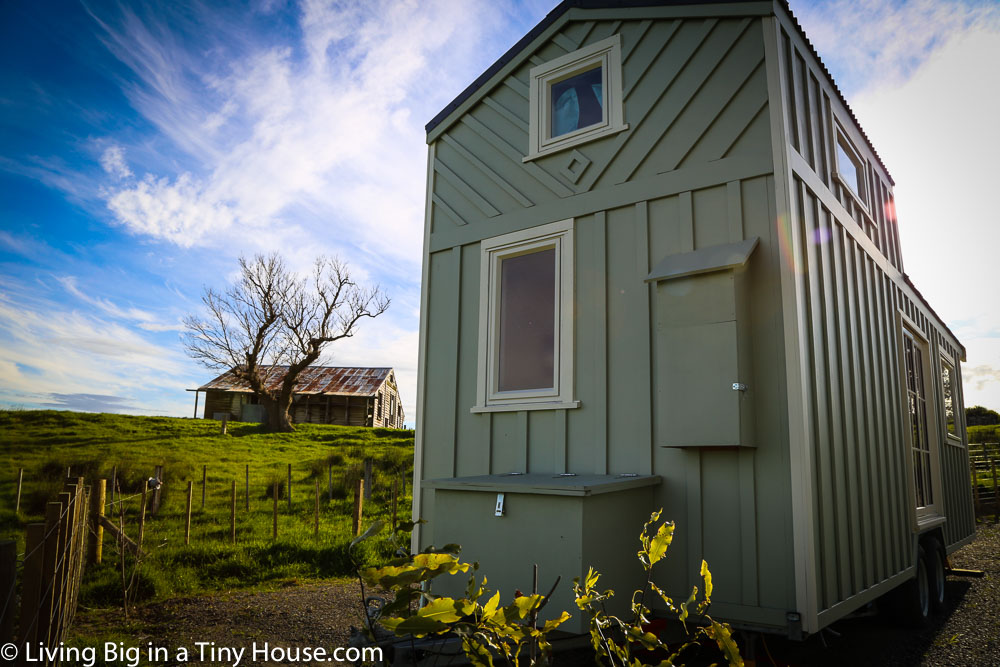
[732,383,748,391]
[494,493,505,517]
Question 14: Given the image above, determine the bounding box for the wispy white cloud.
[55,274,184,331]
[0,280,197,415]
[100,144,133,179]
[94,0,506,264]
[792,0,1000,95]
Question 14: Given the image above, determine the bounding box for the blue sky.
[1,0,998,423]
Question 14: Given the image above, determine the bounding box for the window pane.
[942,364,956,435]
[836,141,863,197]
[498,248,555,392]
[550,66,603,138]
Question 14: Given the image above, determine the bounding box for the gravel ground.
[72,522,999,666]
[757,521,1000,666]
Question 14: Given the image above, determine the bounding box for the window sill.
[471,400,580,414]
[523,124,628,163]
[945,433,964,448]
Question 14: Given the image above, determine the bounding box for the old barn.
[193,366,405,428]
[412,0,974,639]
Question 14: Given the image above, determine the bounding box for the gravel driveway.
[73,523,999,666]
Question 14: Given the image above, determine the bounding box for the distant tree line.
[966,405,1000,426]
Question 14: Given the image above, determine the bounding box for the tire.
[926,538,947,614]
[884,544,931,627]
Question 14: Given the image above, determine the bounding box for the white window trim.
[895,311,943,526]
[832,122,870,214]
[472,219,578,413]
[524,35,627,162]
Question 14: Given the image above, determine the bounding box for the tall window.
[474,219,577,412]
[904,329,933,510]
[526,35,626,160]
[941,360,957,437]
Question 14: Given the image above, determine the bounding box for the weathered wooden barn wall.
[203,390,245,420]
[418,10,797,625]
[769,11,974,625]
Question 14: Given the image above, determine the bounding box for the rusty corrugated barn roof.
[197,366,392,397]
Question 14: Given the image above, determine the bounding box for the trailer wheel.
[926,538,947,614]
[885,544,930,626]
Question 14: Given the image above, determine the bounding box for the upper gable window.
[525,35,627,161]
[834,128,868,208]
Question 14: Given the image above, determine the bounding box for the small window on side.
[526,35,626,161]
[834,129,868,207]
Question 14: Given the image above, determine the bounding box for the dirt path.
[74,579,373,666]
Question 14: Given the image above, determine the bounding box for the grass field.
[0,409,414,607]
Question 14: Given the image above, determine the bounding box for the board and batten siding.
[417,11,799,627]
[767,11,974,630]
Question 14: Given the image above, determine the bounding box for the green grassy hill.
[1,410,414,605]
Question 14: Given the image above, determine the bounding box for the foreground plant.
[573,509,742,666]
[354,521,567,666]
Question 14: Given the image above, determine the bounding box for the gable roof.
[197,366,394,397]
[424,0,894,184]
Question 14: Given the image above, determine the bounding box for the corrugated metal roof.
[197,366,393,397]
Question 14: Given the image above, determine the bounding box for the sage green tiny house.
[412,0,974,637]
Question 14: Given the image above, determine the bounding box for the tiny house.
[411,0,974,637]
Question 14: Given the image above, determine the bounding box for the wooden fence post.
[245,464,250,512]
[151,465,163,515]
[973,463,982,517]
[15,468,23,514]
[364,458,373,500]
[272,481,279,539]
[201,465,207,510]
[18,524,45,645]
[0,540,15,643]
[38,501,62,646]
[51,490,72,644]
[185,481,193,545]
[992,460,999,525]
[353,478,364,537]
[137,481,148,556]
[287,463,292,511]
[314,479,320,537]
[221,414,228,435]
[230,480,237,544]
[391,478,399,532]
[89,479,106,565]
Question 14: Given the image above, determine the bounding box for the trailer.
[411,0,975,637]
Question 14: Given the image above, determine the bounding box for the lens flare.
[775,213,803,274]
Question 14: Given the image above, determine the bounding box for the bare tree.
[184,253,389,432]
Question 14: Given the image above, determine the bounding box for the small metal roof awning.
[422,473,661,497]
[645,237,758,283]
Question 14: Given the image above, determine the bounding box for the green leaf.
[541,611,571,633]
[707,620,744,666]
[350,519,384,548]
[461,636,495,667]
[380,614,449,638]
[482,591,500,617]
[647,520,675,566]
[416,596,475,624]
[701,560,713,600]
